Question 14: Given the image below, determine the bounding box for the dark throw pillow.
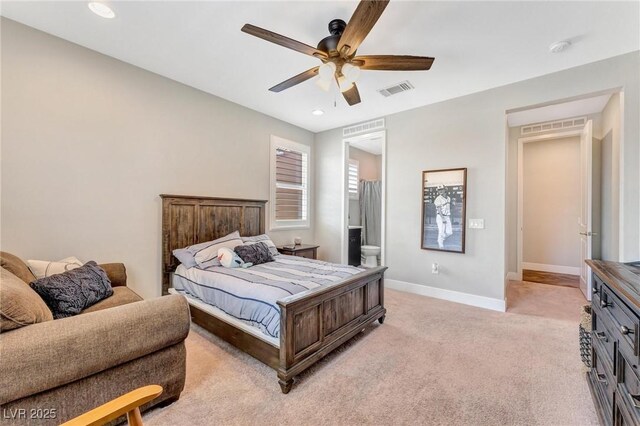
[234,242,274,266]
[30,261,113,319]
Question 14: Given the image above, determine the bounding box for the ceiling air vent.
[521,116,587,136]
[343,118,385,137]
[378,80,414,97]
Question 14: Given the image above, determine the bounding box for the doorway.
[505,89,623,308]
[341,130,386,268]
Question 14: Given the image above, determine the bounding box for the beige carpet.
[146,282,597,425]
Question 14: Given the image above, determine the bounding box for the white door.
[579,120,593,300]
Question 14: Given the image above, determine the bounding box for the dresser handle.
[592,287,598,294]
[596,374,607,385]
[600,300,611,308]
[621,325,634,335]
[631,395,640,409]
[595,331,608,341]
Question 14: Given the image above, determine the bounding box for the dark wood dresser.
[587,259,640,425]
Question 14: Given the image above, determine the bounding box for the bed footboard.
[276,266,387,393]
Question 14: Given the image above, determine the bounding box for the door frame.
[341,130,387,266]
[516,128,584,282]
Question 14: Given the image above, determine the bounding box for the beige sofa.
[0,252,190,425]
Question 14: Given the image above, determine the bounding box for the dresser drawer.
[616,351,640,426]
[592,343,615,412]
[295,250,316,259]
[601,286,639,358]
[593,307,617,367]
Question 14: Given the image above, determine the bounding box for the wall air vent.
[521,116,587,136]
[343,118,385,137]
[377,80,414,97]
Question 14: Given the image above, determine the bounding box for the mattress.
[171,255,363,339]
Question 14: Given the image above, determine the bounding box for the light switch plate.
[469,219,485,229]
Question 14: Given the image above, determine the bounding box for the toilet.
[360,245,380,268]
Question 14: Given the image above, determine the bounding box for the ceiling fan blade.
[342,83,362,106]
[354,55,435,71]
[337,0,389,57]
[242,24,327,59]
[269,67,320,92]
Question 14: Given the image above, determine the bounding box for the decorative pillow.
[217,247,252,269]
[241,234,279,257]
[234,242,274,266]
[173,231,243,269]
[0,267,53,331]
[29,261,113,319]
[27,256,83,279]
[193,231,244,268]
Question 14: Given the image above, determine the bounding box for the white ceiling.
[507,93,613,127]
[350,136,383,155]
[2,1,638,133]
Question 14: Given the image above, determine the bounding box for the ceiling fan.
[241,0,434,106]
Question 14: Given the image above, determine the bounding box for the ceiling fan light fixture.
[342,63,361,83]
[88,2,115,19]
[337,76,354,93]
[318,62,337,80]
[315,76,332,92]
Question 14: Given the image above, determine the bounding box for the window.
[348,159,359,200]
[270,136,310,229]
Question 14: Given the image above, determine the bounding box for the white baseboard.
[386,279,506,312]
[521,262,580,276]
[506,272,519,281]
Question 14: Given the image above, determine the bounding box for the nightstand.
[277,244,319,260]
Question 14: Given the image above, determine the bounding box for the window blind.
[275,147,308,221]
[348,160,359,200]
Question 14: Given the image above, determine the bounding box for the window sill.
[270,223,311,231]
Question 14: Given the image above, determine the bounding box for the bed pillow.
[172,231,242,268]
[234,242,274,266]
[193,231,244,268]
[27,256,83,279]
[241,234,279,257]
[29,261,113,319]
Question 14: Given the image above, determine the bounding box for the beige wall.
[522,137,581,268]
[600,93,622,261]
[316,51,639,303]
[1,19,314,299]
[349,147,381,181]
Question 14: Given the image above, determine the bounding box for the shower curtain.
[359,180,382,247]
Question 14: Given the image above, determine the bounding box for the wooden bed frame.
[160,194,387,393]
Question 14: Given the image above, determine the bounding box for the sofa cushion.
[0,267,53,331]
[0,251,36,284]
[30,261,114,319]
[81,286,142,314]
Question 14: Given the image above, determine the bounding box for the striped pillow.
[241,234,279,257]
[27,257,84,280]
[193,231,243,268]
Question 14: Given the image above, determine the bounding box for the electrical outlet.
[432,263,439,274]
[469,219,485,229]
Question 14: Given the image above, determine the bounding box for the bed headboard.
[160,194,267,294]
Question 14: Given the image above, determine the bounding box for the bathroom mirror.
[421,168,467,253]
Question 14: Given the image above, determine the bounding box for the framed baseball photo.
[421,168,467,253]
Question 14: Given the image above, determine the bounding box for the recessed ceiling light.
[312,109,324,116]
[88,2,115,19]
[549,40,571,53]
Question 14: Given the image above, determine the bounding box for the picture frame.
[421,168,467,253]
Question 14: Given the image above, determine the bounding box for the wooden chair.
[61,385,163,426]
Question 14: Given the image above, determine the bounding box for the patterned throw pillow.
[29,261,113,318]
[27,256,83,279]
[234,242,274,266]
[241,234,279,257]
